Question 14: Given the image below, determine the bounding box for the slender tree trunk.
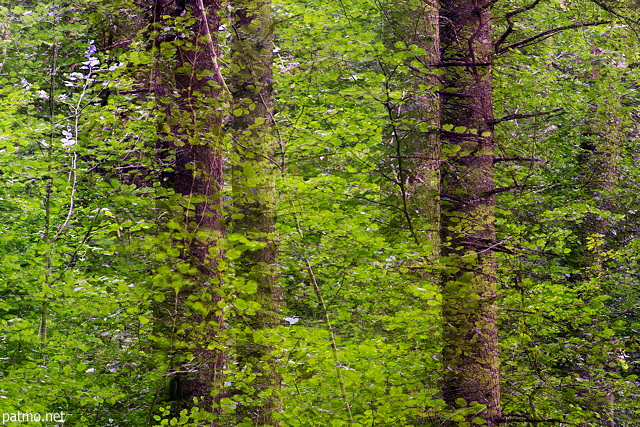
[577,46,623,427]
[152,0,226,416]
[229,1,281,425]
[381,5,441,423]
[439,1,501,423]
[587,102,620,427]
[381,0,440,252]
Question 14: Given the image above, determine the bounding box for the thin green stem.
[304,258,354,425]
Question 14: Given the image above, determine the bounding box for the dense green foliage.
[2,0,640,426]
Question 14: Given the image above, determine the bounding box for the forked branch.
[496,21,612,54]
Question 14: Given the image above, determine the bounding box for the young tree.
[577,43,625,426]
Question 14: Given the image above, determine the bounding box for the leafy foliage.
[2,0,640,425]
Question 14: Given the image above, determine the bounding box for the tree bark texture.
[229,0,282,425]
[439,0,501,423]
[152,0,226,416]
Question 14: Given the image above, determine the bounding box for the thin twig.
[194,0,231,97]
[491,108,563,124]
[54,62,93,240]
[305,258,354,425]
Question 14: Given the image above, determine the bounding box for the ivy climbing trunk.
[439,0,501,423]
[152,0,226,415]
[229,0,281,425]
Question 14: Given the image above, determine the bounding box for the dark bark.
[152,0,226,417]
[439,0,501,423]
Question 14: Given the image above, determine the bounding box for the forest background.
[1,0,640,426]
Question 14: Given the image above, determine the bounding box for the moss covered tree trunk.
[439,0,501,423]
[229,0,281,425]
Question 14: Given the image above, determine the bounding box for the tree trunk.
[381,4,441,422]
[439,0,501,423]
[577,45,623,427]
[229,1,281,425]
[152,0,226,416]
[381,0,440,253]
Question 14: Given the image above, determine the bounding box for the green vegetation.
[1,0,640,425]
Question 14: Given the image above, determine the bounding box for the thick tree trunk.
[152,0,226,416]
[229,1,281,425]
[439,1,501,423]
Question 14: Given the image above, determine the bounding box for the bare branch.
[494,0,545,51]
[482,185,521,197]
[491,108,563,124]
[494,157,545,163]
[116,88,154,94]
[590,0,640,26]
[504,0,544,19]
[194,0,231,97]
[98,39,133,52]
[496,21,612,54]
